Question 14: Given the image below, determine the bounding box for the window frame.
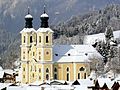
[30,36,32,43]
[39,36,41,43]
[46,36,49,43]
[23,36,25,43]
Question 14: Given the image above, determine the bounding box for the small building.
[0,69,16,83]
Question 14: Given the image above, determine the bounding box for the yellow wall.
[42,64,53,81]
[36,48,42,61]
[44,48,52,61]
[53,63,90,81]
[21,32,36,46]
[37,32,53,46]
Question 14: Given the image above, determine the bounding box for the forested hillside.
[53,4,120,44]
[1,4,120,68]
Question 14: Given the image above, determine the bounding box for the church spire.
[43,5,46,14]
[28,6,30,14]
[40,5,49,28]
[25,7,33,28]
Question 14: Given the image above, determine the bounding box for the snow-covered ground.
[5,77,120,90]
[0,69,117,90]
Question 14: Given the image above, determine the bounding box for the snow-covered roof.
[97,78,114,89]
[30,81,44,86]
[41,13,48,17]
[88,70,97,79]
[84,30,120,45]
[37,28,53,33]
[4,69,15,75]
[70,79,94,90]
[0,66,3,71]
[0,71,4,78]
[0,83,12,89]
[25,14,33,18]
[53,45,101,63]
[20,28,36,33]
[0,69,15,78]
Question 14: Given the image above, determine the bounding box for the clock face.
[46,51,49,55]
[44,49,52,60]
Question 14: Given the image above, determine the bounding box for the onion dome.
[40,5,49,28]
[25,7,33,28]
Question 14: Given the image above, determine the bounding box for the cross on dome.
[40,5,49,28]
[25,7,33,28]
[44,5,46,14]
[41,5,49,18]
[25,7,33,19]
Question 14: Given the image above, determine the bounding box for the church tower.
[20,9,37,84]
[36,6,54,81]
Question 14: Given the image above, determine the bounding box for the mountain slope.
[1,2,120,68]
[1,0,120,32]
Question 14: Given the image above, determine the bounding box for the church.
[20,8,101,84]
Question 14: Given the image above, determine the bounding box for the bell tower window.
[30,36,32,43]
[67,73,69,81]
[46,36,49,43]
[54,74,57,80]
[46,68,49,73]
[39,36,41,43]
[84,73,86,79]
[46,74,49,80]
[24,36,25,43]
[78,73,80,79]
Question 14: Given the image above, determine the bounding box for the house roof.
[0,71,4,78]
[53,45,102,63]
[0,83,13,89]
[97,78,114,89]
[84,30,120,45]
[4,69,15,75]
[37,28,53,33]
[20,28,36,33]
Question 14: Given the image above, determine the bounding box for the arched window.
[67,67,69,72]
[46,68,49,73]
[80,67,85,71]
[39,56,41,60]
[23,51,25,54]
[32,73,34,78]
[78,73,80,79]
[23,67,25,71]
[33,52,35,56]
[39,36,41,43]
[35,66,36,72]
[39,76,41,80]
[23,36,25,43]
[84,73,86,79]
[23,55,25,59]
[46,36,49,43]
[30,36,32,43]
[54,74,57,80]
[46,74,49,80]
[31,66,32,71]
[39,68,41,72]
[54,68,57,72]
[23,75,25,78]
[67,73,69,81]
[39,52,41,55]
